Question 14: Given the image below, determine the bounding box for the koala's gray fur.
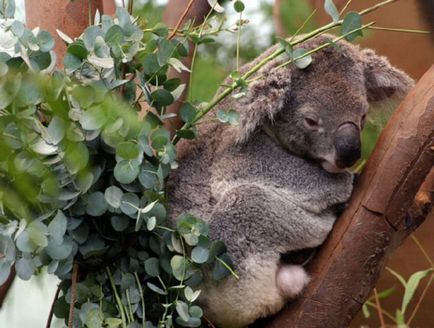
[168,34,413,328]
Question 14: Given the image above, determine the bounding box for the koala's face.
[235,35,413,173]
[273,61,369,173]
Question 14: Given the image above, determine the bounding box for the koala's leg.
[200,184,331,328]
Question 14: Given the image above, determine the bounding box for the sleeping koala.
[168,34,413,328]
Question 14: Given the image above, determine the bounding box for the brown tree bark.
[264,66,434,328]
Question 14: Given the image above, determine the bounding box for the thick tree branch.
[264,65,434,328]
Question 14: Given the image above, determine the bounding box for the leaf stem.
[134,272,146,327]
[68,263,79,328]
[168,0,195,40]
[367,26,431,34]
[106,267,128,328]
[373,288,386,328]
[46,284,61,328]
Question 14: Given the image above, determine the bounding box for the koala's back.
[168,123,353,223]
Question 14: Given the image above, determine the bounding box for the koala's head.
[234,35,414,173]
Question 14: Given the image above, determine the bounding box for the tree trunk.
[264,66,434,328]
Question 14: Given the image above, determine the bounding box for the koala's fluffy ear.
[361,49,414,104]
[235,66,291,143]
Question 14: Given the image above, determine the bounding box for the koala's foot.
[276,264,310,298]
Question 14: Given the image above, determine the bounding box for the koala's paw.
[276,264,310,298]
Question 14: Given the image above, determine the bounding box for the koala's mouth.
[320,160,348,174]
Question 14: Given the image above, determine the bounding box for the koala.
[168,34,413,328]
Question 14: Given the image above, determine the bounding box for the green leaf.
[46,238,73,260]
[86,192,108,217]
[105,25,124,46]
[341,12,363,41]
[37,30,55,52]
[114,160,140,184]
[171,255,191,281]
[120,193,140,215]
[64,142,89,174]
[67,41,88,59]
[176,300,190,322]
[80,105,107,129]
[324,0,339,23]
[48,211,67,240]
[191,245,209,264]
[292,48,312,69]
[176,129,196,140]
[15,257,36,280]
[11,20,24,37]
[180,103,197,123]
[116,141,140,160]
[151,89,174,107]
[234,1,245,13]
[110,216,129,232]
[147,282,167,295]
[212,253,233,280]
[143,53,160,75]
[402,268,433,314]
[395,309,405,327]
[87,55,114,69]
[83,26,103,51]
[104,186,123,208]
[146,216,156,231]
[157,38,176,66]
[63,53,82,73]
[189,305,203,318]
[47,116,66,144]
[151,128,170,149]
[144,257,160,277]
[362,303,370,318]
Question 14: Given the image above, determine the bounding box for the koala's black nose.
[334,123,361,168]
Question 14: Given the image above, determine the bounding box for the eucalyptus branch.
[168,0,196,40]
[172,0,398,144]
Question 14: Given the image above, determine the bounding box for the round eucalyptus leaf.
[116,141,140,160]
[191,245,209,264]
[86,192,108,217]
[120,193,140,215]
[37,30,55,52]
[114,160,140,184]
[144,257,160,277]
[151,89,174,107]
[341,12,363,41]
[15,257,36,280]
[47,116,66,144]
[104,186,123,208]
[292,48,312,69]
[189,305,203,318]
[0,260,12,285]
[48,210,67,241]
[234,1,245,13]
[175,300,190,322]
[171,255,192,281]
[110,216,129,232]
[46,238,73,260]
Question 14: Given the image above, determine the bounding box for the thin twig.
[364,300,397,323]
[411,235,434,267]
[367,26,431,34]
[373,288,386,328]
[407,273,434,325]
[168,0,196,40]
[68,263,79,328]
[339,0,352,16]
[128,0,134,15]
[46,285,61,328]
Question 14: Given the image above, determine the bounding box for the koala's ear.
[361,49,414,104]
[235,66,291,143]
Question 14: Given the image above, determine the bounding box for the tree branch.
[264,65,434,328]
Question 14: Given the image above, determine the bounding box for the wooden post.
[265,66,434,327]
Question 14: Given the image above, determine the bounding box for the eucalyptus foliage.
[0,0,374,326]
[0,3,237,327]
